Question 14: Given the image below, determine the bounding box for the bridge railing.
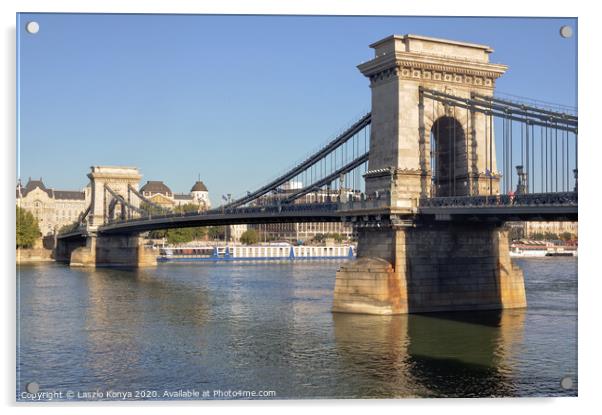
[419,192,578,209]
[338,195,391,212]
[103,201,343,226]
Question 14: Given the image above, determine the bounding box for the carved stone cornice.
[358,52,507,89]
[88,174,142,182]
[392,167,424,176]
[364,167,426,179]
[363,167,393,179]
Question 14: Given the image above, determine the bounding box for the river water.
[16,257,577,400]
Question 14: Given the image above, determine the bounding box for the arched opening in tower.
[430,116,469,197]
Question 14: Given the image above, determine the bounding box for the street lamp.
[222,194,233,245]
[515,165,526,195]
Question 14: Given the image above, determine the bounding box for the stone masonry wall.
[70,235,157,267]
[334,222,526,314]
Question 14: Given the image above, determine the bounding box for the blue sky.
[17,14,577,199]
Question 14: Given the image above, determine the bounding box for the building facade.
[227,224,248,242]
[140,180,211,211]
[16,178,90,236]
[524,221,578,238]
[506,221,578,241]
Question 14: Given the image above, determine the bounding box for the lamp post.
[515,165,526,195]
[222,194,232,245]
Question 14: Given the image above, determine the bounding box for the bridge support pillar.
[333,222,526,314]
[70,234,157,267]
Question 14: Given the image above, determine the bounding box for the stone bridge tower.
[358,34,507,207]
[62,166,156,267]
[334,35,526,315]
[87,166,142,228]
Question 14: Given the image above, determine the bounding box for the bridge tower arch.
[87,166,142,229]
[428,115,469,197]
[358,34,505,208]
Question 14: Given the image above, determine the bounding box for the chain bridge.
[56,34,577,315]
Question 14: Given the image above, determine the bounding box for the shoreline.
[16,248,54,264]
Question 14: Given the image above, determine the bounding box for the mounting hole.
[559,25,573,38]
[560,376,573,390]
[25,382,39,394]
[26,21,40,34]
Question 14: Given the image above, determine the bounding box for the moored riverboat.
[158,243,355,262]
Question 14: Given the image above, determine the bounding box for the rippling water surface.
[17,257,577,400]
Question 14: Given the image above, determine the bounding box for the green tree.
[150,226,207,244]
[166,228,194,244]
[208,226,225,240]
[508,226,524,241]
[16,206,41,248]
[174,203,200,214]
[328,233,344,243]
[148,229,167,239]
[58,221,80,235]
[559,232,573,241]
[531,232,545,241]
[189,227,207,240]
[240,229,259,245]
[140,201,170,216]
[313,233,326,243]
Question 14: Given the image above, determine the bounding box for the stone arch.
[419,97,477,198]
[428,115,470,197]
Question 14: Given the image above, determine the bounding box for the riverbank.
[16,248,54,264]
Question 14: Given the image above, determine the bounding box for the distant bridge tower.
[87,166,142,228]
[334,35,526,315]
[60,166,156,267]
[358,34,507,205]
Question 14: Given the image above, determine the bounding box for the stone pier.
[333,223,526,314]
[69,235,157,267]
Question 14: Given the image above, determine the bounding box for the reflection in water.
[332,310,525,397]
[332,314,416,397]
[17,258,576,399]
[82,268,211,390]
[406,311,525,397]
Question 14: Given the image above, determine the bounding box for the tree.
[149,227,207,244]
[166,228,194,244]
[313,233,326,243]
[508,226,524,241]
[207,226,225,240]
[240,229,259,245]
[148,229,167,239]
[58,221,80,234]
[189,227,207,240]
[174,203,200,214]
[140,201,170,216]
[16,206,41,248]
[329,233,344,243]
[531,233,545,241]
[559,232,573,241]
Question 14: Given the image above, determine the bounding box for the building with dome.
[139,179,211,211]
[190,181,210,207]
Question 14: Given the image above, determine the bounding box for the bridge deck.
[58,193,577,238]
